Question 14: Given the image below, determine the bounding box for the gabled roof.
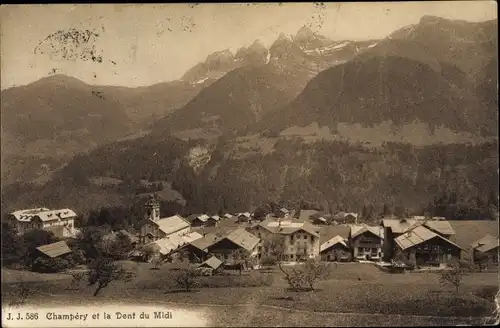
[280,208,289,214]
[258,218,319,237]
[210,215,220,221]
[237,212,251,218]
[472,234,500,253]
[36,241,72,258]
[224,213,233,219]
[198,256,223,270]
[350,224,384,240]
[394,225,463,251]
[219,228,260,252]
[320,235,348,253]
[11,208,77,222]
[153,215,190,235]
[190,233,219,252]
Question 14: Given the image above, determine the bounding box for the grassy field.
[2,262,498,326]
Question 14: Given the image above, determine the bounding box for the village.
[5,194,498,275]
[2,194,499,326]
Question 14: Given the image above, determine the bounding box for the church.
[139,195,191,245]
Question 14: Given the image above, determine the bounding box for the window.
[224,254,228,260]
[358,247,364,254]
[290,235,294,241]
[310,235,314,243]
[291,254,295,260]
[303,235,307,240]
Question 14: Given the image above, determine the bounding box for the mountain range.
[1,16,498,218]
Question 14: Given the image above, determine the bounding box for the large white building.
[248,218,320,261]
[8,208,78,238]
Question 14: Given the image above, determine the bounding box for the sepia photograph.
[1,2,498,327]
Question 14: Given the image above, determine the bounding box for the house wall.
[140,222,165,243]
[351,232,383,260]
[400,237,461,266]
[248,227,319,261]
[284,231,320,261]
[208,239,258,266]
[12,216,76,237]
[320,245,350,261]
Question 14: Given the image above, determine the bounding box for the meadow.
[2,262,498,326]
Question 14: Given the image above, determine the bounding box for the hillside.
[0,74,213,185]
[257,55,493,139]
[2,135,497,222]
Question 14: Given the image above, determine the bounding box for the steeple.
[144,194,160,222]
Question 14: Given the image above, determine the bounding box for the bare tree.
[263,234,331,292]
[439,262,464,293]
[87,258,136,296]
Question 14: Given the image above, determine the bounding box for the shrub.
[31,256,72,273]
[279,259,331,292]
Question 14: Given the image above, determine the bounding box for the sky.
[0,2,497,89]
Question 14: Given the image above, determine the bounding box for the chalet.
[224,213,233,220]
[334,212,358,224]
[248,218,320,261]
[189,214,211,227]
[8,208,78,238]
[312,216,328,225]
[139,195,191,244]
[207,215,220,226]
[320,236,350,261]
[278,208,290,218]
[394,225,463,267]
[206,228,260,268]
[237,212,252,223]
[349,224,384,261]
[472,235,499,264]
[380,217,456,261]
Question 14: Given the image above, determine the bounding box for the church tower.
[144,194,160,222]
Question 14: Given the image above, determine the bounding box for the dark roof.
[36,241,72,258]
